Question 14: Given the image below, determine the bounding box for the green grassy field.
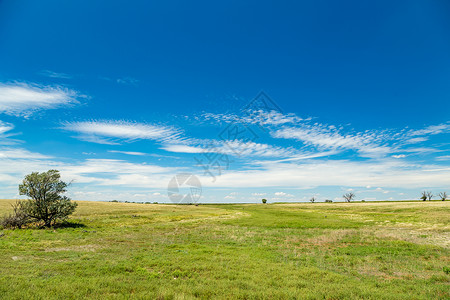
[0,200,449,299]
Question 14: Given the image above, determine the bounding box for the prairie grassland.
[0,200,449,299]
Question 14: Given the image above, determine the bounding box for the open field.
[0,200,449,299]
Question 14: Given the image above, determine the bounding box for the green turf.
[0,200,449,299]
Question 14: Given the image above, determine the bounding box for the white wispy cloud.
[374,187,390,194]
[161,140,297,158]
[201,109,307,126]
[245,110,308,125]
[62,118,299,159]
[410,123,450,136]
[108,150,147,156]
[116,77,139,85]
[99,76,139,86]
[222,140,296,157]
[0,82,81,117]
[200,110,398,158]
[405,137,428,144]
[401,147,442,154]
[268,116,450,159]
[436,155,450,161]
[202,110,450,160]
[161,144,204,154]
[61,120,183,145]
[252,192,266,196]
[64,159,174,177]
[0,121,13,135]
[62,112,450,161]
[274,192,294,197]
[39,70,72,79]
[0,121,21,145]
[0,120,15,138]
[0,147,51,159]
[272,123,395,158]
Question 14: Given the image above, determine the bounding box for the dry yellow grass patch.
[369,226,450,249]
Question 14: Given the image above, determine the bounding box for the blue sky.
[1,0,450,202]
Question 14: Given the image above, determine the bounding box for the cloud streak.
[0,121,21,145]
[108,150,148,156]
[0,82,81,117]
[161,140,297,158]
[61,120,183,144]
[0,121,15,136]
[272,123,397,158]
[201,109,307,126]
[38,70,72,79]
[0,147,52,159]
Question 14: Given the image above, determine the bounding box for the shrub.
[18,170,77,227]
[0,201,31,229]
[262,199,267,204]
[443,266,450,275]
[325,199,333,203]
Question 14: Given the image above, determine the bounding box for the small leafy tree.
[438,192,447,201]
[309,196,316,203]
[18,170,77,227]
[343,192,355,202]
[262,198,267,204]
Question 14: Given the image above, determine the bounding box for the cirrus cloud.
[0,82,82,117]
[61,120,184,145]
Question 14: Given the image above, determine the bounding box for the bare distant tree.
[420,191,427,201]
[426,191,433,201]
[309,196,316,203]
[438,192,447,201]
[343,192,355,202]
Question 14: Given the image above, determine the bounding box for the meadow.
[0,199,449,299]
